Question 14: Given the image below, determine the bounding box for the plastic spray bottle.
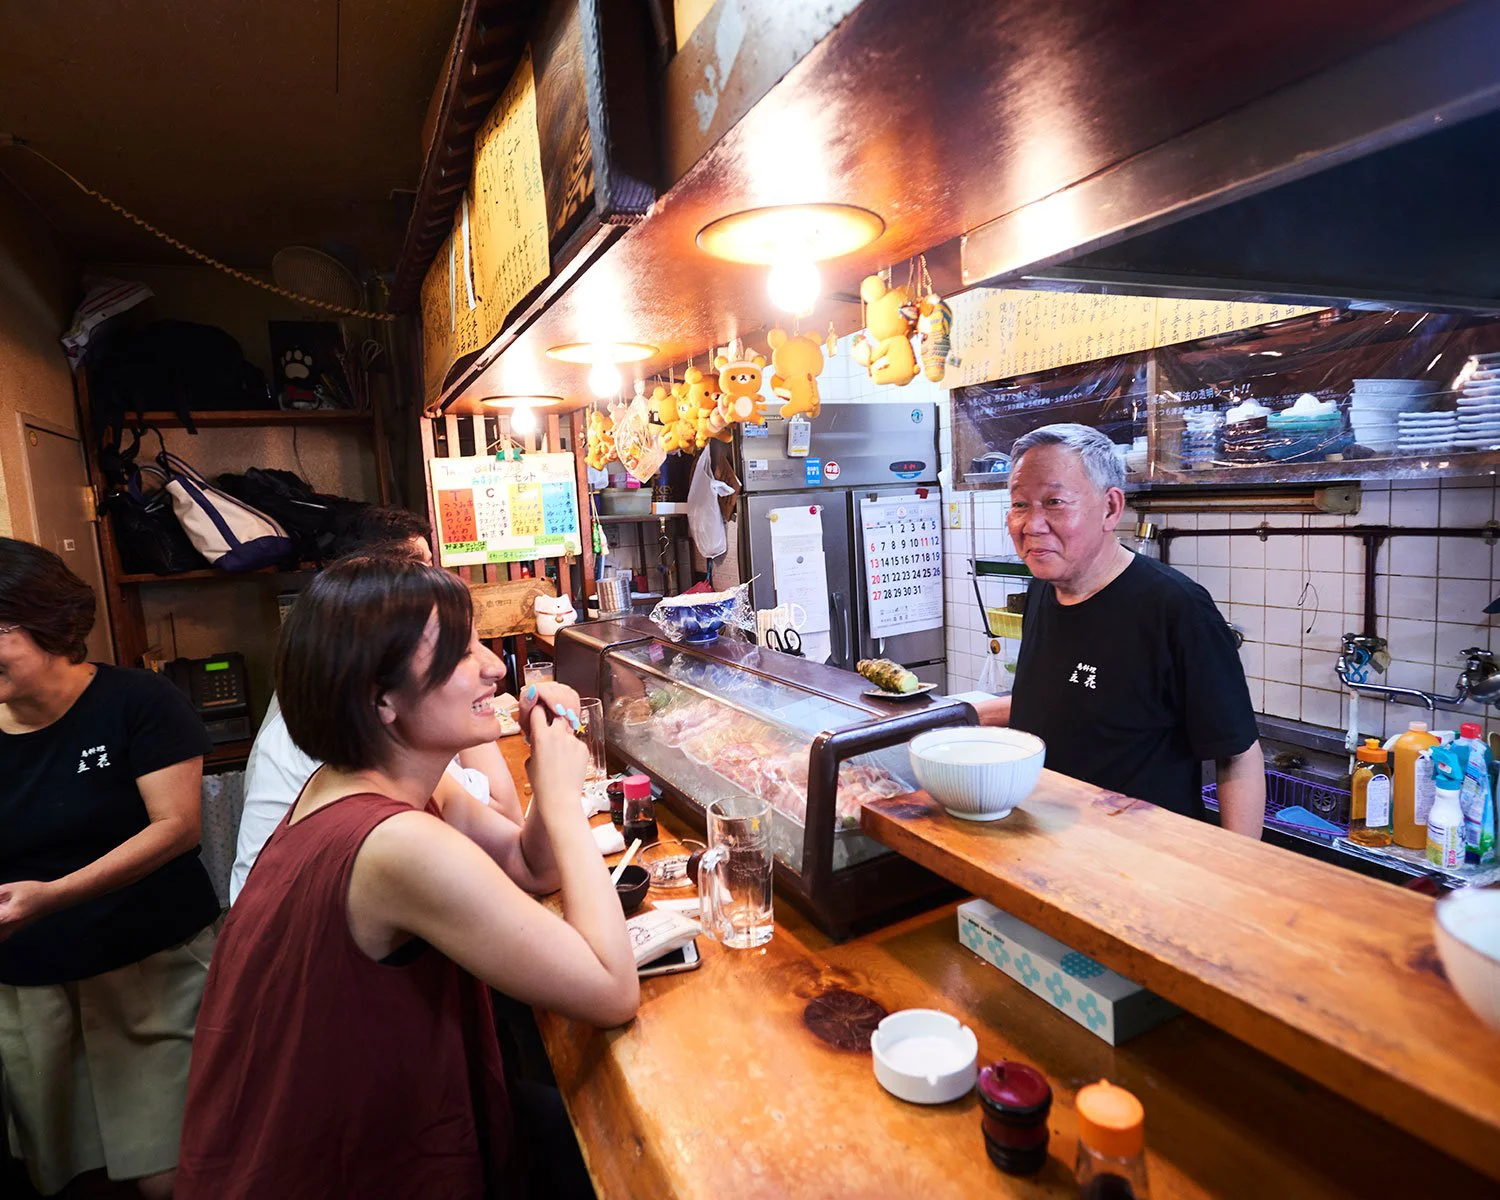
[1454,723,1496,865]
[1426,746,1466,869]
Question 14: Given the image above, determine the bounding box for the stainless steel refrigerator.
[736,403,946,686]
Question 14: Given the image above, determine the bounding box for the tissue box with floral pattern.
[957,899,1178,1046]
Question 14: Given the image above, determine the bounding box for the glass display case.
[555,616,975,938]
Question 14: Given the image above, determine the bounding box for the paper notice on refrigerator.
[768,506,831,661]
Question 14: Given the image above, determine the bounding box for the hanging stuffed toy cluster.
[708,348,768,436]
[852,257,952,387]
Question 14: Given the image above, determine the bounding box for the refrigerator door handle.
[831,590,853,666]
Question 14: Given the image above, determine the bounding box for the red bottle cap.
[1461,722,1482,740]
[623,774,652,800]
[977,1061,1052,1118]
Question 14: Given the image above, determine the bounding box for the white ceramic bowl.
[908,727,1045,821]
[871,1009,978,1105]
[1435,888,1500,1034]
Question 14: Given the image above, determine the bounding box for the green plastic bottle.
[1455,723,1496,865]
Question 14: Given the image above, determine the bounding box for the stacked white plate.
[1456,353,1500,450]
[1350,378,1444,452]
[1398,409,1458,453]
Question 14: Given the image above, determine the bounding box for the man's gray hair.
[1010,423,1125,492]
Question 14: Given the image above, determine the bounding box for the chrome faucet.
[1336,633,1499,710]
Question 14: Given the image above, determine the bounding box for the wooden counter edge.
[861,783,1500,1184]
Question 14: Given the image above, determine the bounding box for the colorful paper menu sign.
[429,452,582,566]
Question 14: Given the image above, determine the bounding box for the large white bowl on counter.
[1435,888,1500,1034]
[908,727,1045,821]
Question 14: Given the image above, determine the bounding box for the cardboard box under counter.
[958,899,1179,1045]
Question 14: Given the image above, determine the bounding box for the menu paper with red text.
[429,452,581,567]
[861,495,943,638]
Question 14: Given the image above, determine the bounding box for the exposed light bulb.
[767,254,820,316]
[588,360,621,398]
[509,403,537,434]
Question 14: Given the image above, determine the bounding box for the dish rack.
[1202,767,1349,836]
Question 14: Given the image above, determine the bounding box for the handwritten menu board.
[860,495,943,639]
[943,289,1323,389]
[420,45,551,406]
[429,452,582,567]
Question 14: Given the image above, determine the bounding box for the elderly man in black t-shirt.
[984,424,1266,838]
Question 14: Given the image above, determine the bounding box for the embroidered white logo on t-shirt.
[76,745,111,773]
[1068,662,1098,690]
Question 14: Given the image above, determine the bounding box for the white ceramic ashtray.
[870,1008,978,1105]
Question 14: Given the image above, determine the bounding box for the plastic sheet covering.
[952,353,1150,488]
[1153,308,1500,476]
[649,583,755,642]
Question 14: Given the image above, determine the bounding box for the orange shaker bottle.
[1392,721,1440,849]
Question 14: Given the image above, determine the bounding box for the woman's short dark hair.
[276,556,472,770]
[346,505,432,554]
[0,538,96,663]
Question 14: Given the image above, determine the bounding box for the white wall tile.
[1436,620,1494,667]
[1230,567,1266,606]
[1390,488,1439,525]
[1356,489,1390,524]
[1265,569,1303,609]
[1388,537,1438,577]
[1438,576,1493,624]
[1384,616,1438,664]
[1386,702,1436,737]
[1229,536,1265,570]
[1265,642,1302,681]
[1300,647,1341,690]
[1229,603,1265,643]
[1440,484,1494,526]
[1243,676,1265,710]
[1265,536,1304,572]
[1197,538,1229,567]
[1265,606,1303,646]
[1301,687,1343,730]
[1195,565,1230,603]
[1264,681,1300,720]
[1239,641,1264,678]
[1386,659,1436,693]
[1388,574,1438,620]
[1438,538,1490,580]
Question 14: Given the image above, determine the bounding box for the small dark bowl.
[613,864,650,914]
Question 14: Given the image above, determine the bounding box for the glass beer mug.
[698,796,774,949]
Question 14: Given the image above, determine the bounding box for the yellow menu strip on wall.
[943,289,1325,389]
[421,45,552,406]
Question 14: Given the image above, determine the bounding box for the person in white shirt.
[229,516,553,903]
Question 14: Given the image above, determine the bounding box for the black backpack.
[213,468,370,562]
[90,320,272,441]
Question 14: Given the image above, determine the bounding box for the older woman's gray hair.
[1010,424,1125,493]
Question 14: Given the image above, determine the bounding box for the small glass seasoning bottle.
[1348,738,1393,848]
[607,779,626,830]
[1075,1081,1148,1199]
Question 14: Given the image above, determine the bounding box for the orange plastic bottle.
[1392,721,1440,849]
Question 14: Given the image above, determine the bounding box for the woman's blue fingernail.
[553,702,567,715]
[526,685,536,699]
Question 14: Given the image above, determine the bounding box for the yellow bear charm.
[711,351,768,435]
[683,365,724,449]
[767,327,824,420]
[585,409,615,470]
[853,274,918,387]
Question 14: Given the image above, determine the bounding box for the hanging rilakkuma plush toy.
[853,274,918,387]
[683,365,726,449]
[917,293,953,383]
[707,349,767,437]
[585,408,615,469]
[652,382,695,454]
[767,327,824,420]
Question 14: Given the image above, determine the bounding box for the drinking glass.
[698,796,774,949]
[578,698,606,782]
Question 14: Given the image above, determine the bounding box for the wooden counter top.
[496,737,1489,1197]
[861,775,1500,1183]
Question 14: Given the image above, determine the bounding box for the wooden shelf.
[117,563,318,585]
[862,779,1500,1182]
[596,512,684,524]
[130,410,374,429]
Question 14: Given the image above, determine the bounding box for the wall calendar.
[860,495,944,638]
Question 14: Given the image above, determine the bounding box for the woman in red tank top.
[177,557,638,1199]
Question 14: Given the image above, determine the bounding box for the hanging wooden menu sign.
[420,45,551,405]
[429,452,582,567]
[944,289,1324,389]
[860,494,944,638]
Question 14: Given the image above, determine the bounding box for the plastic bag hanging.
[976,637,1014,696]
[687,446,733,561]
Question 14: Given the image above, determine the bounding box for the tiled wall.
[1163,478,1500,740]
